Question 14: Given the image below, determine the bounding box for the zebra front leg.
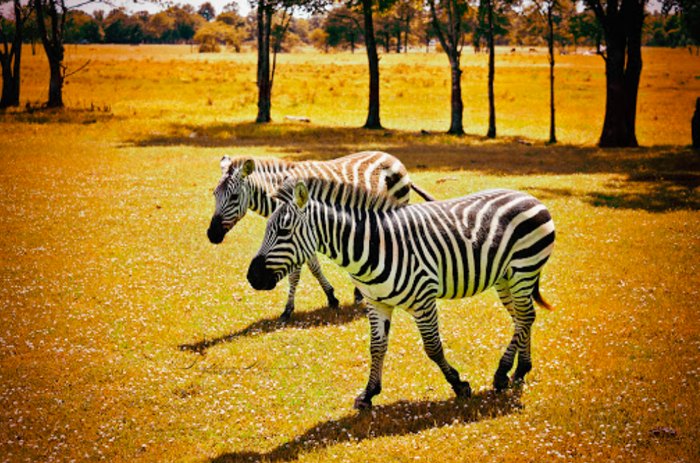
[306,255,339,310]
[354,304,393,410]
[412,301,471,399]
[281,266,302,320]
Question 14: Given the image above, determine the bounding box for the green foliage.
[323,5,363,51]
[194,20,245,52]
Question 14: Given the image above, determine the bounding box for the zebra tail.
[410,183,436,202]
[533,279,555,311]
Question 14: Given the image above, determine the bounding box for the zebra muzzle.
[207,215,226,244]
[247,255,277,291]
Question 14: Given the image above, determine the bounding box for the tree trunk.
[427,0,465,135]
[0,5,23,109]
[622,0,643,146]
[599,25,640,146]
[47,57,63,108]
[256,3,272,123]
[448,56,464,135]
[596,0,644,147]
[362,0,382,129]
[486,0,496,138]
[692,98,700,149]
[0,50,20,108]
[404,16,410,53]
[0,62,17,108]
[34,0,66,109]
[547,4,556,144]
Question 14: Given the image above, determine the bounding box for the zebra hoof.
[279,308,293,322]
[328,295,340,310]
[494,373,510,392]
[353,396,372,410]
[453,381,472,399]
[513,362,532,383]
[353,288,364,305]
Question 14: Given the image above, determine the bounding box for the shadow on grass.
[135,121,700,212]
[0,106,116,124]
[585,171,700,212]
[211,388,523,463]
[179,303,366,355]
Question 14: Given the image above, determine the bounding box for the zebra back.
[229,151,414,214]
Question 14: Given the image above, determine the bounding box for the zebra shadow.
[210,388,523,463]
[178,303,366,355]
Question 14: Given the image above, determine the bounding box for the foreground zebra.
[247,179,555,408]
[207,151,434,320]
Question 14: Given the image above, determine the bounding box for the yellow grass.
[1,45,699,463]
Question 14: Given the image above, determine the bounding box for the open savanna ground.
[1,45,699,462]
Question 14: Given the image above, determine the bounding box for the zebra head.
[247,180,316,291]
[207,156,255,244]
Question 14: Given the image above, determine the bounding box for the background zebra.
[247,179,555,408]
[206,151,434,320]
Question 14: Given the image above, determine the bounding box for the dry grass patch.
[1,45,699,463]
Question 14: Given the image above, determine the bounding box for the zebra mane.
[273,176,402,211]
[226,156,293,175]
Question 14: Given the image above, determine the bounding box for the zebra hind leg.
[413,301,471,399]
[307,255,340,310]
[354,304,393,410]
[281,266,302,321]
[353,287,364,304]
[493,276,536,391]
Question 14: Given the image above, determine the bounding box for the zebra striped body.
[207,151,432,319]
[248,180,555,408]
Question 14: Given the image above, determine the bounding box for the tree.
[569,9,602,51]
[482,0,497,138]
[358,0,382,129]
[253,0,278,123]
[34,0,68,107]
[324,5,363,52]
[198,2,216,22]
[309,26,329,51]
[1,0,32,108]
[64,10,100,43]
[252,0,329,123]
[584,0,647,147]
[104,8,145,44]
[426,0,469,135]
[194,20,243,52]
[662,0,700,53]
[532,0,559,144]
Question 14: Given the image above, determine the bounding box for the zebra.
[247,179,555,409]
[206,151,434,320]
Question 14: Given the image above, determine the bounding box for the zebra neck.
[247,173,284,217]
[310,203,375,280]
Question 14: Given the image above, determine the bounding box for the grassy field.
[1,45,699,462]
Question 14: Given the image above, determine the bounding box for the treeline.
[12,1,698,53]
[2,0,699,149]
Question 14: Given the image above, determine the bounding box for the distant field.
[18,44,700,145]
[1,45,699,462]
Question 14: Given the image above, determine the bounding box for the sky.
[69,0,251,16]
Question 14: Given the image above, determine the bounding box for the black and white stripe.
[207,151,433,319]
[248,180,555,408]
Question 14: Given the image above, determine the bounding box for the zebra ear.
[241,158,255,178]
[220,156,232,175]
[293,181,309,209]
